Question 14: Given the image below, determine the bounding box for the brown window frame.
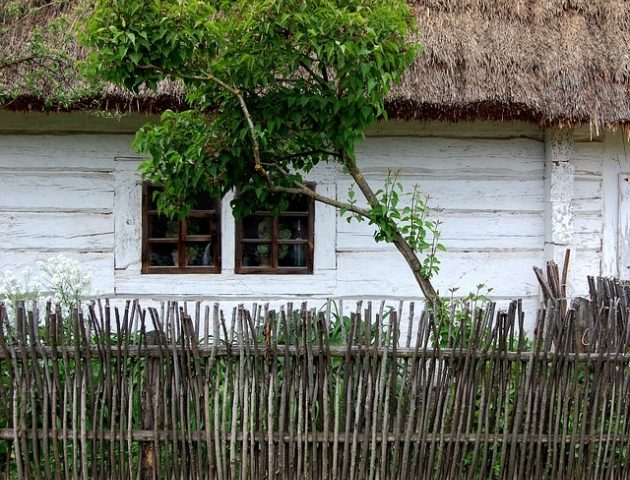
[235,190,314,274]
[141,182,221,274]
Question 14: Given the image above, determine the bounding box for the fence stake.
[141,331,162,480]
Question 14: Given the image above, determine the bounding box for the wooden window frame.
[141,182,221,274]
[235,191,315,274]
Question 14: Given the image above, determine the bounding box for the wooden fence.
[1,278,630,479]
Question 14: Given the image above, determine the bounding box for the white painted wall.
[337,124,545,330]
[0,134,136,294]
[600,131,630,280]
[1,113,624,331]
[571,134,604,292]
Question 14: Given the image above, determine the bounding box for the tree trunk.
[345,160,438,300]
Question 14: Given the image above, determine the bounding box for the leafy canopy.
[82,0,420,218]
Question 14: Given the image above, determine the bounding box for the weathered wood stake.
[140,330,162,480]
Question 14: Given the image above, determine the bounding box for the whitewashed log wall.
[0,133,135,294]
[336,122,545,329]
[1,113,627,330]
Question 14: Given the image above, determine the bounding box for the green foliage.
[432,284,495,348]
[343,171,445,278]
[81,0,420,218]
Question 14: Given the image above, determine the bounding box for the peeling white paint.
[543,128,576,293]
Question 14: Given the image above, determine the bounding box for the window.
[235,192,314,274]
[142,183,221,273]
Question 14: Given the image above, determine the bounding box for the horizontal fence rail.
[1,277,630,479]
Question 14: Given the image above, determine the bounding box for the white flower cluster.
[0,266,42,303]
[37,255,92,310]
[0,256,92,312]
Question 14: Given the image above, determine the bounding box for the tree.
[82,0,443,299]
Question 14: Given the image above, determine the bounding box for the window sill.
[115,268,336,297]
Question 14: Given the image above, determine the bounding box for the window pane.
[242,216,272,240]
[149,243,178,267]
[241,243,271,267]
[279,217,308,240]
[278,244,308,267]
[149,215,178,239]
[184,241,214,266]
[235,188,313,274]
[186,216,213,236]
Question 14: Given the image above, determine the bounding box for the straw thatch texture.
[1,0,629,126]
[0,0,186,113]
[398,0,630,126]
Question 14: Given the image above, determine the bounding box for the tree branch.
[274,149,340,162]
[298,60,329,91]
[140,63,273,187]
[271,184,369,218]
[265,163,370,218]
[342,153,438,300]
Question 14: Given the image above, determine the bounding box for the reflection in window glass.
[142,184,221,273]
[236,190,313,274]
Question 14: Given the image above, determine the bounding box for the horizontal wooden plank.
[574,213,602,234]
[573,176,602,218]
[337,211,544,251]
[337,178,544,212]
[0,111,157,133]
[0,251,113,295]
[114,269,336,297]
[574,177,602,200]
[0,171,113,211]
[570,248,602,295]
[573,233,602,251]
[365,120,544,140]
[573,142,605,184]
[356,137,543,179]
[2,211,113,250]
[574,211,603,250]
[0,135,134,171]
[573,198,602,215]
[335,250,543,298]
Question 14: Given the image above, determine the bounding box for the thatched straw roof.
[1,0,629,127]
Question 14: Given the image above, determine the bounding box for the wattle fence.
[1,276,630,479]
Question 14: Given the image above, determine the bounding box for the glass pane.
[149,215,178,239]
[186,216,213,236]
[279,217,308,240]
[148,243,178,267]
[241,243,271,267]
[279,244,307,267]
[184,241,214,266]
[242,216,272,240]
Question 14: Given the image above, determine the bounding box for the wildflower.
[37,255,92,312]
